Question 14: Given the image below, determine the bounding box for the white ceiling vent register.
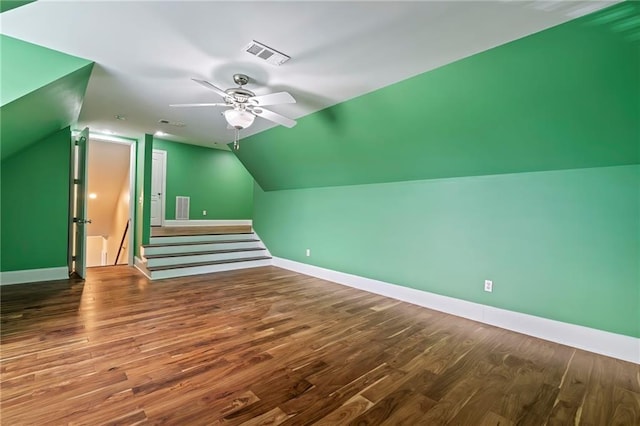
[244,40,290,66]
[158,119,186,127]
[176,196,190,220]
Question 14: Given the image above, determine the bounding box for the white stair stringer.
[142,231,272,281]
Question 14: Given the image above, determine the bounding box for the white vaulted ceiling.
[0,1,618,149]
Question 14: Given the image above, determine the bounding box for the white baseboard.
[0,266,69,285]
[134,256,151,279]
[272,257,639,364]
[163,220,252,227]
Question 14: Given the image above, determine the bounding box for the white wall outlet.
[306,249,311,257]
[484,280,493,293]
[202,210,207,216]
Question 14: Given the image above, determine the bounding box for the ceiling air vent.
[158,119,185,127]
[244,40,290,66]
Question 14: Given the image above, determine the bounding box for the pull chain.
[233,128,240,150]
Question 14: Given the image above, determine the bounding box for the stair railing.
[114,219,130,265]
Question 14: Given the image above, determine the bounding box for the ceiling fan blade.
[249,91,296,106]
[251,107,297,128]
[191,78,229,98]
[170,103,229,107]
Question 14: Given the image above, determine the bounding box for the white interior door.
[150,149,166,227]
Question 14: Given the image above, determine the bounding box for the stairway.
[140,227,271,280]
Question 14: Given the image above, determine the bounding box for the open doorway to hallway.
[85,137,133,267]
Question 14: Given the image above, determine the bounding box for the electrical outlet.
[306,249,311,257]
[202,210,207,216]
[484,280,493,293]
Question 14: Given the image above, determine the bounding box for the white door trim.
[127,142,136,266]
[151,149,167,227]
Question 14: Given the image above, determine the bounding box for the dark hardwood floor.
[151,226,252,237]
[1,266,638,425]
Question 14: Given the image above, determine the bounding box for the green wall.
[0,1,37,14]
[254,165,639,338]
[153,139,253,220]
[1,127,71,271]
[244,2,639,338]
[236,2,639,191]
[134,134,152,257]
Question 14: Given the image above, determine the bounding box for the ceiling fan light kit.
[170,73,297,150]
[224,108,255,129]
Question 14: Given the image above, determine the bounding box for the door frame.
[151,149,167,227]
[68,128,90,278]
[83,132,137,266]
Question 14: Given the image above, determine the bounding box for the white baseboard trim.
[134,256,151,279]
[272,257,639,364]
[163,220,252,227]
[0,266,69,285]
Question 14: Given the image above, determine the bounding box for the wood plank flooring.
[151,226,252,237]
[1,266,638,425]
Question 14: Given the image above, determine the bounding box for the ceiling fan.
[171,74,297,149]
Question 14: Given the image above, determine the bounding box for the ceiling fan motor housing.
[225,87,255,103]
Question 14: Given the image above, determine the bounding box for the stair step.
[151,225,252,237]
[148,256,272,272]
[145,238,259,248]
[144,227,270,280]
[149,232,257,245]
[152,231,253,239]
[146,248,268,268]
[145,247,264,259]
[143,240,264,257]
[149,258,272,280]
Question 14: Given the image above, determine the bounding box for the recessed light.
[89,193,97,199]
[155,131,169,137]
[115,114,127,121]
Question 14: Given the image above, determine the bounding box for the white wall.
[86,236,107,267]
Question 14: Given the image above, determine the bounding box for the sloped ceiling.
[236,2,640,191]
[0,35,93,160]
[0,1,620,147]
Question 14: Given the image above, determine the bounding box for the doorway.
[85,136,135,268]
